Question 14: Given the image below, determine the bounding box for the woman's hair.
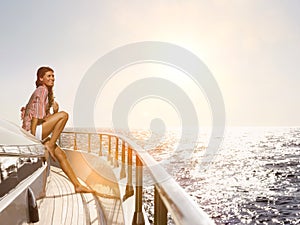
[35,66,54,113]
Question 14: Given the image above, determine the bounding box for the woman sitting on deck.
[21,66,94,194]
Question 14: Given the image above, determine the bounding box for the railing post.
[114,137,119,167]
[120,141,126,179]
[88,133,91,153]
[99,134,103,156]
[123,147,134,201]
[132,155,145,225]
[154,186,168,225]
[108,136,112,164]
[74,133,78,150]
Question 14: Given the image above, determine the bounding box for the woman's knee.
[58,111,69,121]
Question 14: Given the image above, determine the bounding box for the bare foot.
[75,185,95,194]
[44,141,57,162]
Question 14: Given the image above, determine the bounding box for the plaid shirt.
[21,85,49,131]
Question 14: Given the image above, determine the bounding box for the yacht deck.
[36,166,123,225]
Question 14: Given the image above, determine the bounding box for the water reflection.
[62,127,300,224]
[173,127,300,224]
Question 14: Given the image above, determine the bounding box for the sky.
[1,0,300,129]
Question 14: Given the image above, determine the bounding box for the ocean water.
[63,127,300,225]
[143,127,300,225]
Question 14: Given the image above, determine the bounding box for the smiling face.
[40,71,55,87]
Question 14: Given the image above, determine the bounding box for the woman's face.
[40,71,55,87]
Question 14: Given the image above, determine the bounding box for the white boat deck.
[36,166,123,225]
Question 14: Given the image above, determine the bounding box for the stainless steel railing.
[59,131,215,225]
[0,143,46,198]
[0,144,45,157]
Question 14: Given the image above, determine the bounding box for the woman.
[21,66,94,194]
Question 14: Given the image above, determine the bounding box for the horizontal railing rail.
[59,131,214,225]
[0,145,45,158]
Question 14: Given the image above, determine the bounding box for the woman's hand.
[53,101,59,113]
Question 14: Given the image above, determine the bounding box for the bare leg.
[42,111,94,193]
[51,143,94,193]
[42,111,68,159]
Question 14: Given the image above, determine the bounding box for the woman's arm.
[30,117,39,136]
[30,117,44,136]
[53,101,59,113]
